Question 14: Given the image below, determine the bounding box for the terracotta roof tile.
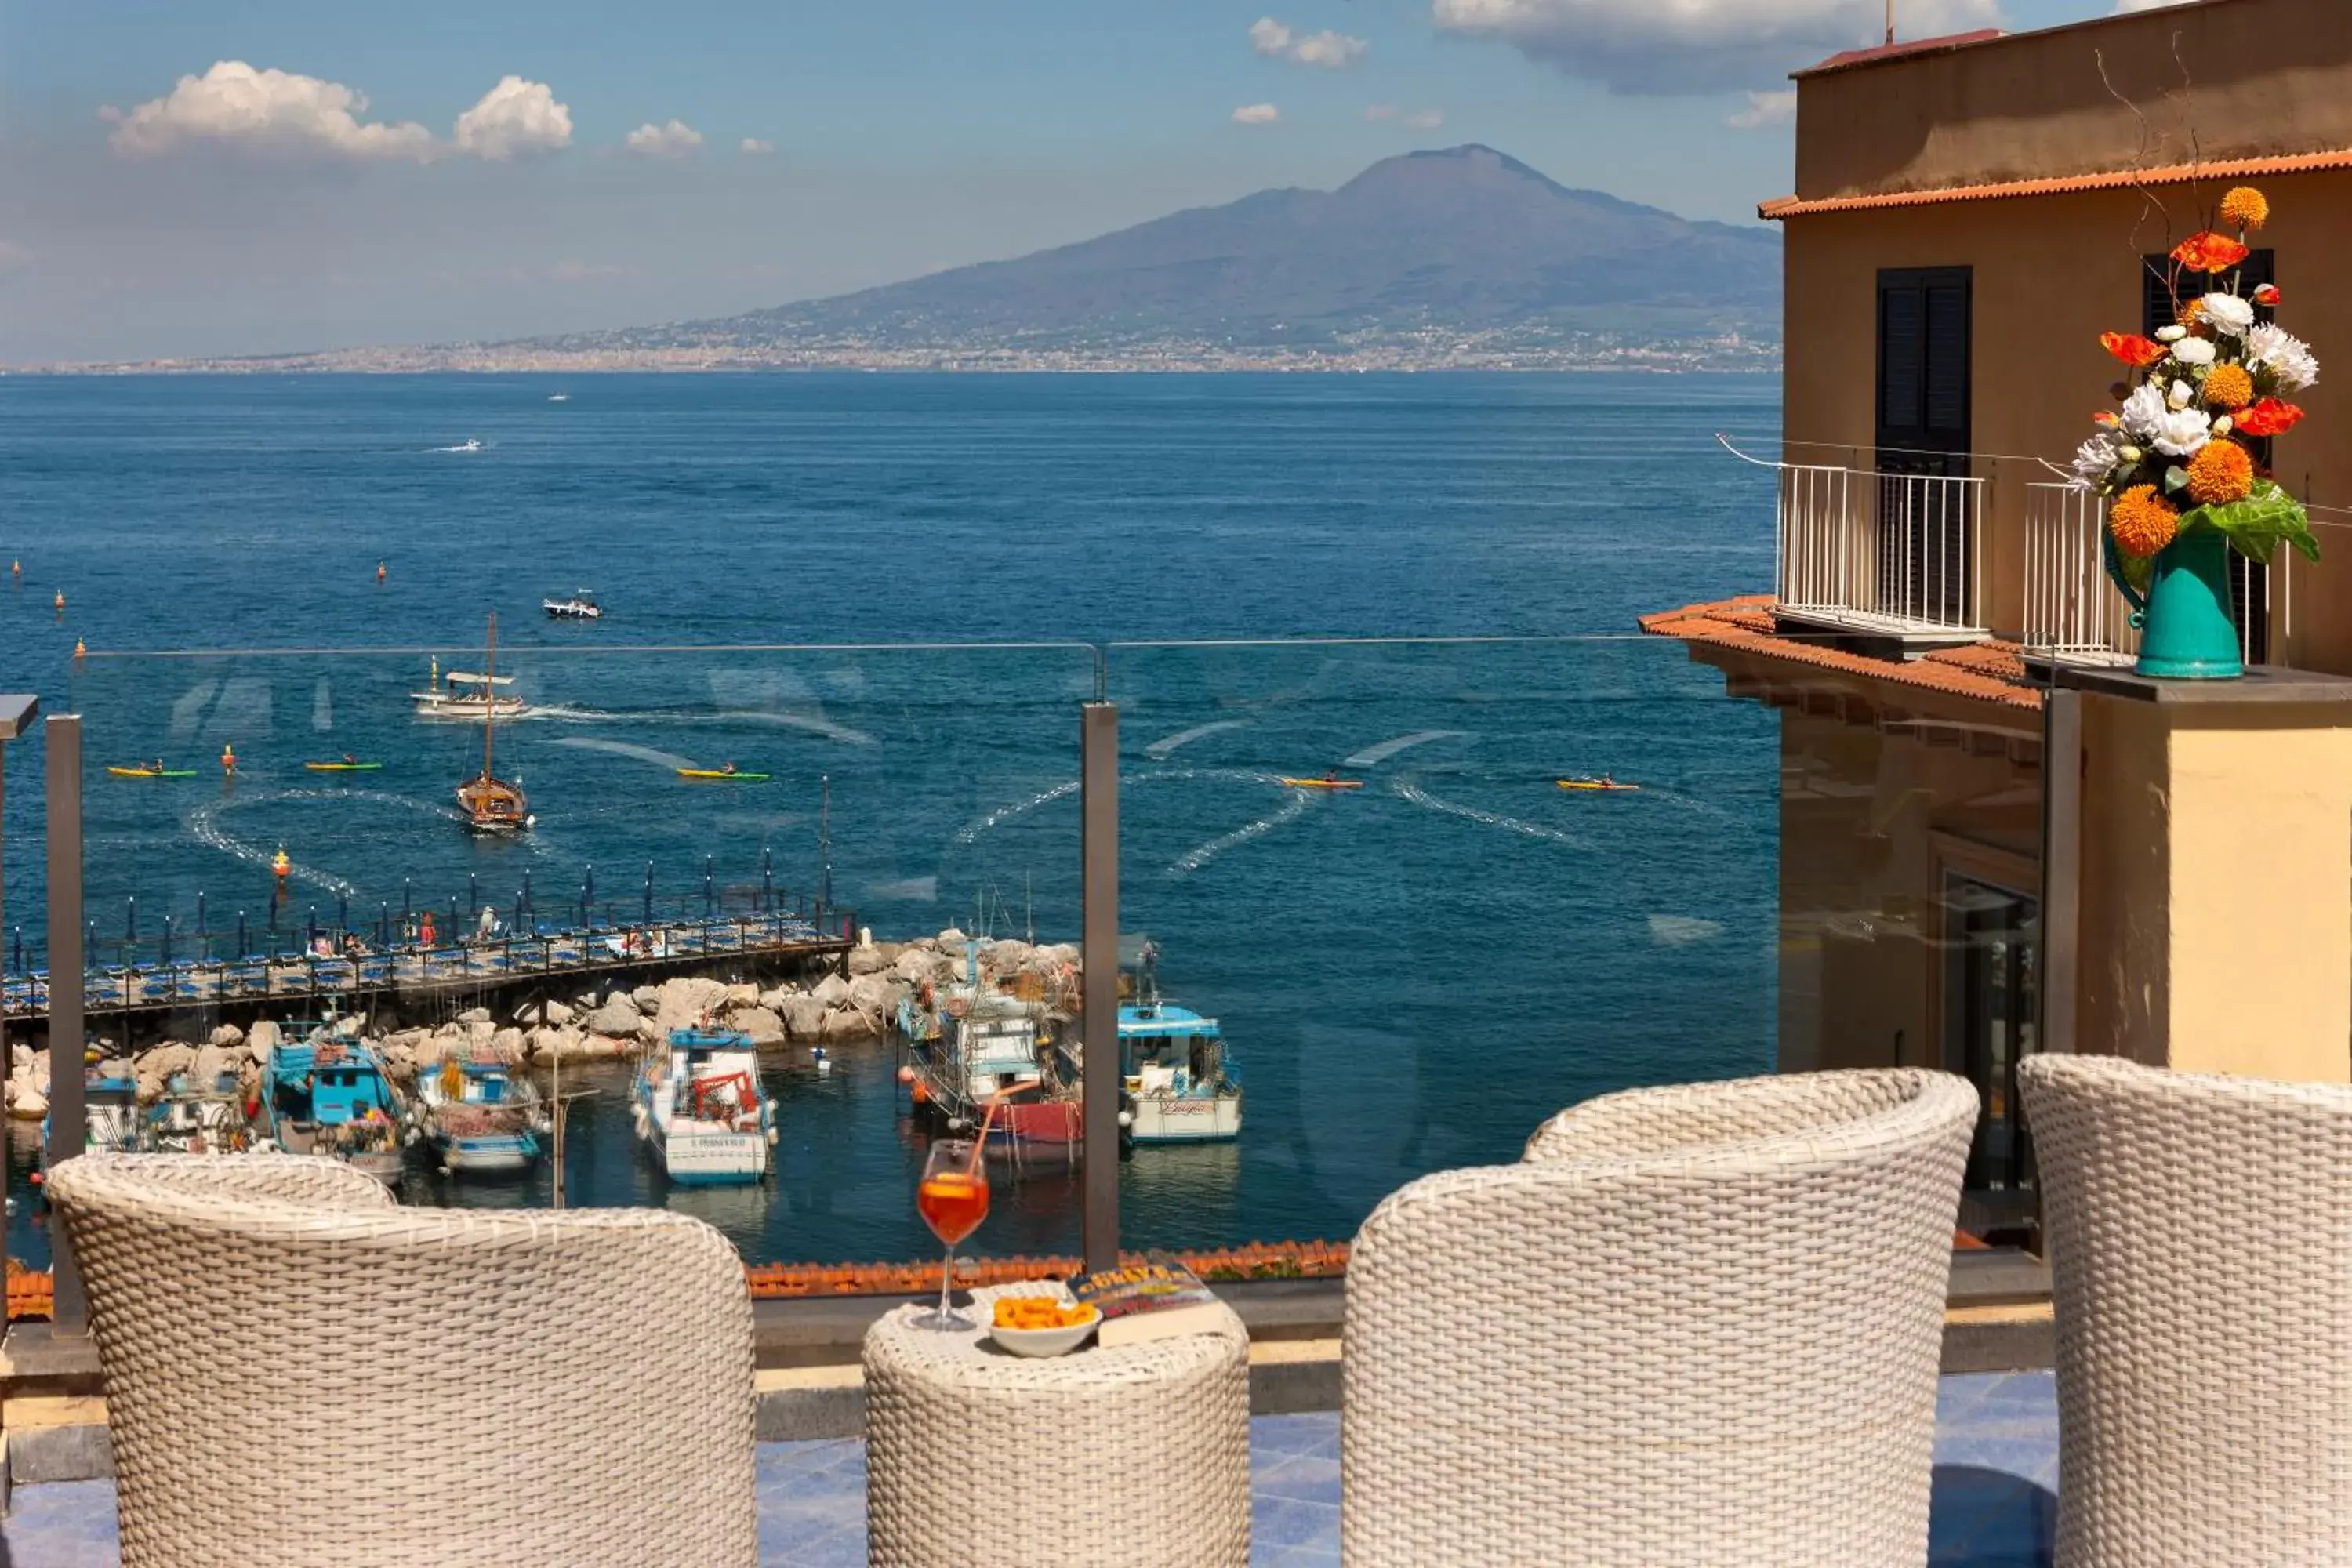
[1641,597,2044,710]
[1802,29,2005,74]
[1762,147,2352,220]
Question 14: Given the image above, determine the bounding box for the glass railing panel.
[11,641,1092,1270]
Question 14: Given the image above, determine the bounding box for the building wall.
[1782,174,2352,661]
[1795,0,2352,201]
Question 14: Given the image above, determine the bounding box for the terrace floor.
[4,1370,2058,1566]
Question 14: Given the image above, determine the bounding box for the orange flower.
[2172,230,2252,274]
[2220,187,2270,232]
[2201,364,2255,410]
[2100,331,2166,368]
[2110,485,2180,557]
[2187,441,2255,506]
[2234,397,2307,437]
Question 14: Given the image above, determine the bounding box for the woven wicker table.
[863,1283,1250,1568]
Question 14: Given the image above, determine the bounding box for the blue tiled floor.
[2,1372,2056,1566]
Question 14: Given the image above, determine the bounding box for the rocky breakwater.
[7,1025,266,1121]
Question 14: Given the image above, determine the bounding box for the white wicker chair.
[45,1152,757,1568]
[1341,1069,1977,1567]
[2019,1052,2352,1568]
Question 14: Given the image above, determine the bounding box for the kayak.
[107,767,197,779]
[305,761,383,772]
[1279,777,1363,791]
[677,768,771,782]
[1557,779,1640,793]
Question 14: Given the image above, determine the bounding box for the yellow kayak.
[1557,779,1639,793]
[677,768,771,782]
[1279,777,1363,791]
[305,760,383,772]
[107,766,197,779]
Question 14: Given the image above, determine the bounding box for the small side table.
[863,1283,1250,1568]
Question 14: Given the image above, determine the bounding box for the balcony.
[2020,482,2139,666]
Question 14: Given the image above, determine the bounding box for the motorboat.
[1120,995,1242,1144]
[255,1026,406,1185]
[547,394,569,403]
[543,590,601,621]
[632,1027,776,1185]
[452,437,485,452]
[412,665,528,720]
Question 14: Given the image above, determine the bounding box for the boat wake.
[461,706,876,744]
[1167,786,1316,879]
[1392,781,1586,848]
[1145,720,1250,760]
[953,768,1290,846]
[185,795,361,900]
[1344,730,1467,769]
[430,441,487,453]
[546,736,699,771]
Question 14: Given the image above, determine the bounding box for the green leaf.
[2164,465,2190,495]
[2180,480,2320,565]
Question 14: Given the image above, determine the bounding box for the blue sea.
[0,372,1784,1267]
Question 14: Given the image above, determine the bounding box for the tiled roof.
[1762,147,2352,220]
[1641,596,2045,711]
[1800,29,2005,74]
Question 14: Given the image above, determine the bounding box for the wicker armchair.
[45,1152,757,1568]
[1341,1069,1977,1568]
[2019,1053,2352,1568]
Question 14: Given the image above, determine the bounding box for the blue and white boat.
[632,1028,775,1185]
[258,1029,408,1185]
[1120,985,1242,1145]
[411,1057,547,1175]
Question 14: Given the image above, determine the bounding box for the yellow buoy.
[376,561,387,583]
[222,744,238,774]
[271,846,291,879]
[73,638,85,659]
[53,590,65,613]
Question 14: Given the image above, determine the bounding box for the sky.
[0,0,2181,361]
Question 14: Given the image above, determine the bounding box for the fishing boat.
[146,1067,256,1155]
[410,1054,548,1174]
[1120,957,1241,1144]
[411,659,530,720]
[455,612,532,834]
[1556,778,1640,793]
[631,1027,777,1185]
[543,590,601,620]
[107,764,196,779]
[41,1066,141,1167]
[256,1028,407,1185]
[1279,776,1363,791]
[895,942,1082,1163]
[677,766,770,782]
[305,758,382,773]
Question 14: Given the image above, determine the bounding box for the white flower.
[2070,430,2127,490]
[2170,337,2217,368]
[2212,416,2233,437]
[2151,407,2212,458]
[2168,378,2196,409]
[2156,325,2189,343]
[2198,292,2256,337]
[2121,382,2169,437]
[2248,321,2320,391]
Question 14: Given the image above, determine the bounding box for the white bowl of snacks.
[988,1294,1101,1358]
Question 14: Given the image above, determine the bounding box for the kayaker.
[343,753,357,766]
[1323,769,1338,784]
[721,761,737,775]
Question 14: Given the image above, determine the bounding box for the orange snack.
[992,1295,1096,1330]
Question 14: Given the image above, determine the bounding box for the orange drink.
[916,1168,990,1247]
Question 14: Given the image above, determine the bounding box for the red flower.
[2252,282,2282,307]
[2172,231,2252,274]
[2100,331,2167,368]
[2234,397,2306,437]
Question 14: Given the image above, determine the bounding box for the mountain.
[520,145,1780,365]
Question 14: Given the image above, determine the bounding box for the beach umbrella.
[514,893,524,935]
[307,906,318,945]
[703,855,715,917]
[469,873,478,916]
[402,877,412,919]
[521,869,532,914]
[125,896,136,942]
[236,913,248,956]
[338,893,349,933]
[9,928,20,971]
[379,902,390,947]
[196,891,207,936]
[585,862,595,904]
[643,862,654,924]
[161,916,172,969]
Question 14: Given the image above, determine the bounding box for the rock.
[136,1043,197,1102]
[724,982,760,1007]
[819,1006,871,1043]
[936,928,968,949]
[982,939,1034,975]
[209,1024,245,1048]
[515,996,575,1027]
[584,999,643,1038]
[632,986,661,1013]
[782,996,826,1040]
[847,972,902,1018]
[894,949,947,985]
[810,973,851,1009]
[848,946,891,977]
[658,976,730,1018]
[490,1027,526,1065]
[527,1025,592,1063]
[757,985,795,1012]
[10,1085,46,1119]
[457,1007,492,1025]
[246,1019,282,1058]
[731,1007,786,1048]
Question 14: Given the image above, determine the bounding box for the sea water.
[0,372,1783,1265]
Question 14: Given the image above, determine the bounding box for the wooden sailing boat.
[455,612,531,833]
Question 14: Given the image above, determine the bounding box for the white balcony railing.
[2021,483,2139,664]
[1724,437,1987,640]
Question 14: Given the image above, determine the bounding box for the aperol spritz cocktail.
[913,1139,990,1330]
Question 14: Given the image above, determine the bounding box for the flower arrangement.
[2072,187,2320,591]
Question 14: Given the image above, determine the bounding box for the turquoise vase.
[2108,527,2244,680]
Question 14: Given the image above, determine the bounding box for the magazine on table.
[1066,1261,1225,1347]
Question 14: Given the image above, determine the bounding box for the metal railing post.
[44,713,89,1334]
[1080,700,1120,1273]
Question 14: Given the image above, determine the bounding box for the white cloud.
[1232,103,1283,125]
[1727,89,1798,128]
[1250,16,1368,68]
[1366,103,1445,129]
[1364,103,1399,121]
[1431,0,2000,94]
[739,137,776,155]
[1404,109,1446,129]
[624,119,704,158]
[108,63,572,164]
[452,76,573,161]
[108,61,436,161]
